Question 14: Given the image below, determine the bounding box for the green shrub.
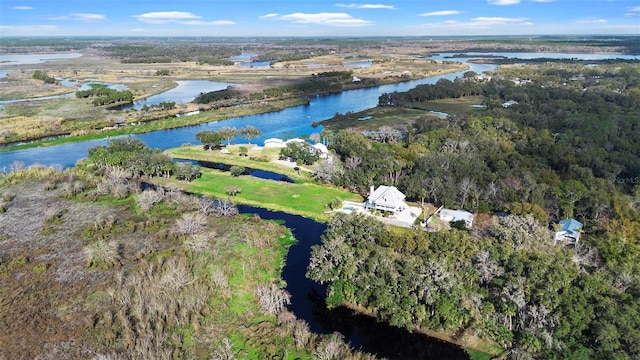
[230,166,246,177]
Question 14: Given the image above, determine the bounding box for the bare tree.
[255,283,291,316]
[182,232,212,253]
[212,199,238,217]
[135,189,164,213]
[314,333,346,360]
[572,241,600,270]
[196,197,216,216]
[211,337,235,360]
[613,272,634,293]
[84,240,119,268]
[313,160,338,183]
[458,177,477,210]
[174,212,207,235]
[474,250,504,285]
[375,126,402,143]
[293,320,311,349]
[344,156,362,171]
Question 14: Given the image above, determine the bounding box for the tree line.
[307,61,640,358]
[87,138,200,181]
[76,87,134,107]
[194,125,261,150]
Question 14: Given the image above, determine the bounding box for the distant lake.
[0,52,82,66]
[344,60,372,68]
[431,52,640,61]
[121,80,230,110]
[239,60,272,68]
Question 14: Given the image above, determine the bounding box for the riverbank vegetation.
[309,60,640,359]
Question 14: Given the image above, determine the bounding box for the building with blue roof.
[554,218,583,245]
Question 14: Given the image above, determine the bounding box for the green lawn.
[167,145,314,182]
[161,168,363,221]
[319,106,428,131]
[410,96,486,115]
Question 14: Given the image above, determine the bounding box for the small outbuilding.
[437,208,475,228]
[554,218,583,245]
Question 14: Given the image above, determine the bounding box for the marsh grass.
[0,165,368,359]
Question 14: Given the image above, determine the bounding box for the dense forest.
[309,61,640,359]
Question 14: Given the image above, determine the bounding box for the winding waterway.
[239,205,469,359]
[2,51,638,358]
[0,59,493,169]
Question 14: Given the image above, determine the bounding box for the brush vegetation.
[0,164,370,359]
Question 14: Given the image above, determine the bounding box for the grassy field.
[319,96,486,132]
[319,106,438,131]
[409,95,486,115]
[167,145,315,181]
[156,168,363,222]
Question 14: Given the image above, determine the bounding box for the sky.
[1,0,639,37]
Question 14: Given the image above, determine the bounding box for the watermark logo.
[608,176,640,184]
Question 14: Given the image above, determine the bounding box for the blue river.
[0,59,494,169]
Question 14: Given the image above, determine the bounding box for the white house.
[437,208,475,228]
[365,185,408,215]
[554,218,583,245]
[285,138,306,145]
[312,143,329,158]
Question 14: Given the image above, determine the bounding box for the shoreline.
[0,65,466,153]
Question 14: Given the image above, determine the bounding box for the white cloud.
[182,20,235,25]
[487,0,521,5]
[260,13,279,19]
[134,12,233,26]
[575,18,609,24]
[472,16,529,25]
[12,6,33,10]
[533,0,555,2]
[335,3,396,9]
[419,10,461,16]
[624,13,638,16]
[272,12,372,26]
[628,6,640,12]
[48,13,106,22]
[134,11,201,24]
[71,13,106,21]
